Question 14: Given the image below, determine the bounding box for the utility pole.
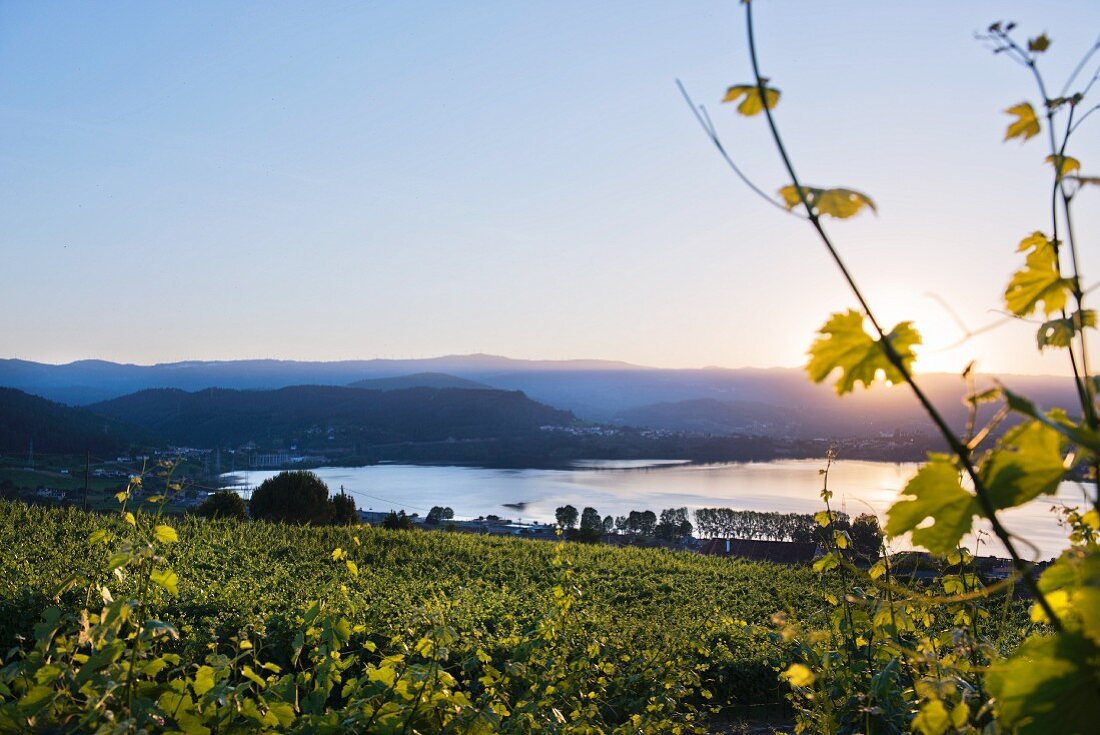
[83,451,90,511]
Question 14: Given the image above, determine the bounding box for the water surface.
[224,459,1091,560]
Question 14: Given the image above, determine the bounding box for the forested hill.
[87,385,574,449]
[0,387,150,454]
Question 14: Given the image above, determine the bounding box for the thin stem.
[743,1,1062,629]
[1060,35,1100,96]
[676,79,804,218]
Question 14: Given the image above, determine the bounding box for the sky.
[2,1,1098,376]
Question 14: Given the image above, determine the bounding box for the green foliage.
[1004,232,1073,317]
[554,504,578,530]
[425,505,454,525]
[806,309,921,394]
[196,489,248,520]
[329,490,359,526]
[722,10,1100,733]
[381,509,414,530]
[0,498,832,731]
[249,470,333,525]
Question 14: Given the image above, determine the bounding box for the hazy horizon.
[0,351,1082,381]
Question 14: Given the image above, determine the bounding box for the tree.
[580,507,602,533]
[602,515,614,533]
[249,470,332,525]
[196,490,247,520]
[656,507,693,540]
[848,513,882,561]
[425,506,454,525]
[555,504,578,530]
[330,490,358,526]
[382,510,413,530]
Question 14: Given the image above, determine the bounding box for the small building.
[698,538,818,565]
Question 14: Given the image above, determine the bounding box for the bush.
[249,470,332,525]
[196,490,247,520]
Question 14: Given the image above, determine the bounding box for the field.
[0,501,844,732]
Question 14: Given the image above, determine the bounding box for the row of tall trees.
[551,503,881,556]
[693,508,832,542]
[553,505,696,541]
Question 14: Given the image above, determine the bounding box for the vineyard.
[0,499,870,732]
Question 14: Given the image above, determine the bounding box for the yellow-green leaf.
[778,185,877,219]
[154,525,179,544]
[1037,310,1096,350]
[806,310,921,395]
[1004,102,1040,142]
[150,568,179,596]
[986,632,1100,732]
[913,699,951,735]
[1033,548,1100,644]
[722,82,780,116]
[980,421,1065,510]
[1046,154,1081,178]
[346,559,359,577]
[124,512,136,526]
[240,665,267,689]
[1005,232,1071,317]
[781,663,815,688]
[192,665,216,696]
[885,455,978,555]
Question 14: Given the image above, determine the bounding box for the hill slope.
[0,387,150,454]
[88,385,574,448]
[347,372,490,391]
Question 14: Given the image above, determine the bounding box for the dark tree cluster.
[425,506,455,525]
[245,471,359,526]
[196,490,248,520]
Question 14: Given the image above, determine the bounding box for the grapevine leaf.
[986,632,1100,733]
[1028,34,1051,52]
[1033,548,1100,645]
[722,82,780,116]
[885,456,978,555]
[150,568,179,596]
[781,663,815,687]
[1002,388,1100,455]
[1045,154,1080,178]
[192,665,216,696]
[913,699,951,735]
[980,421,1065,510]
[1037,310,1096,350]
[806,310,921,395]
[1005,232,1071,317]
[154,525,179,544]
[1004,102,1040,142]
[778,185,877,219]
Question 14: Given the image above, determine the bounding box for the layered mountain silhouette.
[0,355,1081,440]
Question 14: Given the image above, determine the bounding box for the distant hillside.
[87,385,574,449]
[615,398,800,436]
[348,372,490,391]
[0,387,150,454]
[2,356,1082,441]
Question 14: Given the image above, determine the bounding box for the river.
[222,459,1093,560]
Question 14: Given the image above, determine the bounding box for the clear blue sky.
[2,1,1098,375]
